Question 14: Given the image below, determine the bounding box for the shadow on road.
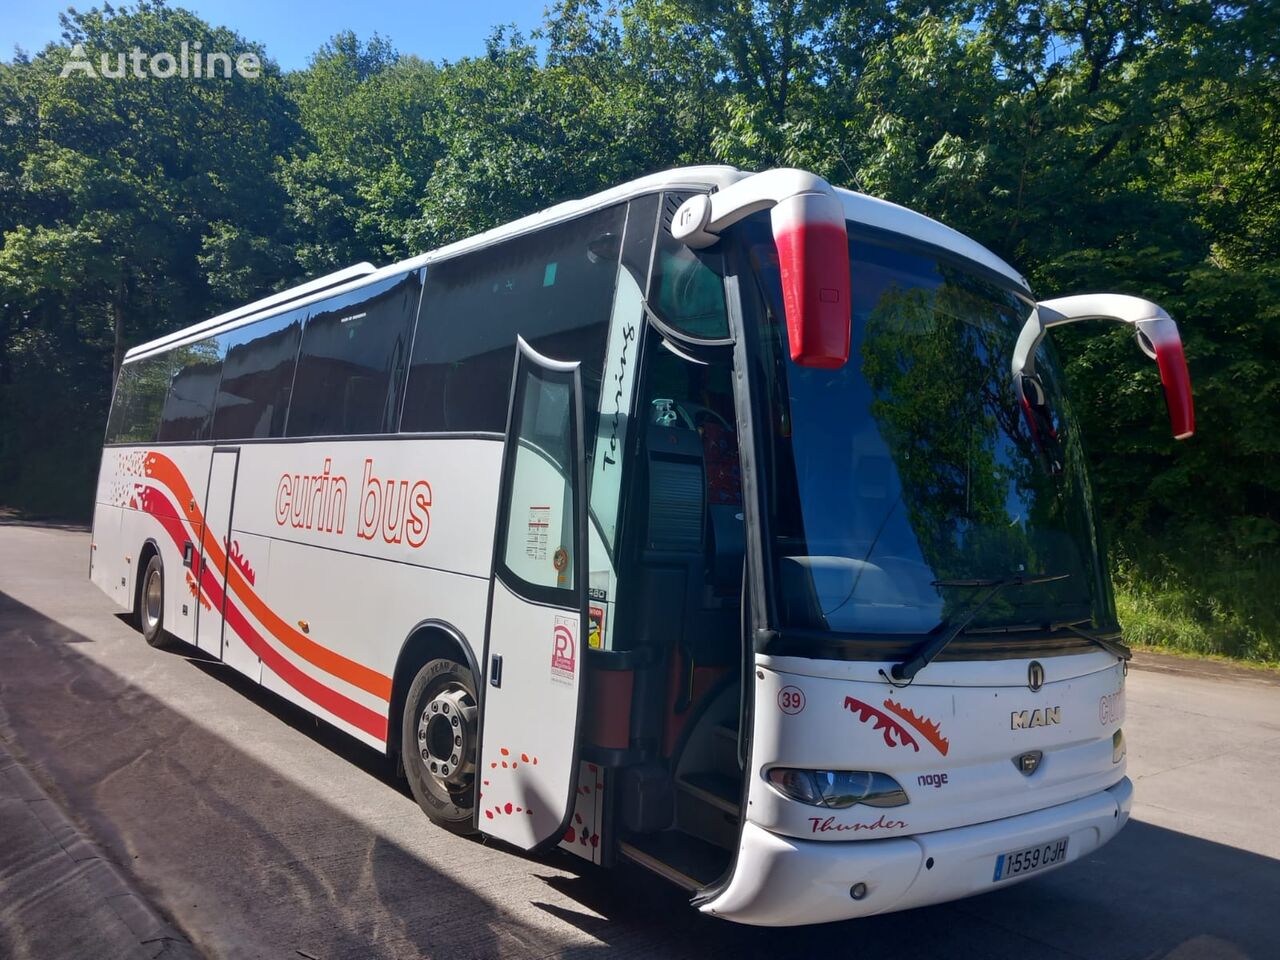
[2,587,1276,959]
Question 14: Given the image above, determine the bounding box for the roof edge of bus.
[834,188,1029,292]
[123,166,748,363]
[125,262,378,360]
[396,165,751,273]
[122,165,1028,364]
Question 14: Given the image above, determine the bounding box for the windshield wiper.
[1049,619,1132,662]
[887,572,1070,684]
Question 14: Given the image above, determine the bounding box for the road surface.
[1,522,1277,958]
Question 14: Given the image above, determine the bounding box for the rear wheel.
[401,657,479,835]
[138,554,174,649]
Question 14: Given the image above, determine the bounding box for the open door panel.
[475,338,589,850]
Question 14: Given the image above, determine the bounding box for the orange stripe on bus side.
[144,452,394,702]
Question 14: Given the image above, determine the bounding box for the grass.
[1112,542,1280,666]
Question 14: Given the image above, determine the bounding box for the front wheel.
[401,657,479,835]
[138,554,175,649]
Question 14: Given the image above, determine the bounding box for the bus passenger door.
[476,339,589,850]
[195,448,255,676]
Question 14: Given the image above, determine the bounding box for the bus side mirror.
[672,169,852,369]
[770,194,852,369]
[1013,294,1195,440]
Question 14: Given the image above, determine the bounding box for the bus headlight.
[765,768,909,808]
[1112,729,1126,764]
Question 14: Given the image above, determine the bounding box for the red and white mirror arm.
[673,169,852,369]
[1013,294,1195,440]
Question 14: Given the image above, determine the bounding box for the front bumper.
[701,777,1132,926]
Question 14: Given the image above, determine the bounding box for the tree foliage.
[1,0,1276,655]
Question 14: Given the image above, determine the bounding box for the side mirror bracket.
[673,169,851,369]
[1013,294,1195,440]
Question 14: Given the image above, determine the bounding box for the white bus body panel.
[699,655,1128,923]
[91,437,504,749]
[94,445,216,647]
[196,449,242,663]
[478,578,582,845]
[704,779,1131,926]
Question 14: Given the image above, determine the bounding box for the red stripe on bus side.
[141,452,393,701]
[202,570,389,742]
[139,487,389,742]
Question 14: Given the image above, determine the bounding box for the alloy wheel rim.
[416,684,477,790]
[143,568,162,632]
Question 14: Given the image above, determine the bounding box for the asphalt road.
[1,522,1277,959]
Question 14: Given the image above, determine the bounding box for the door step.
[711,719,742,777]
[675,769,741,850]
[619,830,730,890]
[677,770,741,816]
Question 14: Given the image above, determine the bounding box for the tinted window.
[104,365,137,444]
[752,226,1107,637]
[649,191,729,340]
[499,365,580,595]
[401,204,626,434]
[105,354,174,444]
[287,270,422,437]
[210,309,303,440]
[157,339,223,442]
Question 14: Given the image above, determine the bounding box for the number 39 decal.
[778,686,806,715]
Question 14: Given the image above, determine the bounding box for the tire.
[138,554,174,649]
[401,657,479,835]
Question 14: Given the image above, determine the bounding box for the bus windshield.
[749,227,1114,640]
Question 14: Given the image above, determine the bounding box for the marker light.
[1112,729,1126,764]
[766,768,909,809]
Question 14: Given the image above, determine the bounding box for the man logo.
[1028,660,1045,692]
[1011,706,1061,729]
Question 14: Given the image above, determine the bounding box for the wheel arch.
[387,619,481,760]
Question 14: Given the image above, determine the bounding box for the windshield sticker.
[588,605,605,649]
[526,506,550,562]
[843,696,950,756]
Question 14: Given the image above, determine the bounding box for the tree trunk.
[110,281,126,385]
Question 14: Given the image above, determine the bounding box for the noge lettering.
[276,458,432,547]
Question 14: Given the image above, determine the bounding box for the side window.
[287,270,422,437]
[106,354,173,444]
[210,308,304,440]
[589,193,658,555]
[104,363,138,444]
[401,204,626,435]
[648,191,729,340]
[157,339,223,442]
[499,364,580,595]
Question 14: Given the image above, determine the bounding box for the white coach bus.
[91,166,1194,925]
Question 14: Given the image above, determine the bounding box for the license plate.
[992,836,1069,882]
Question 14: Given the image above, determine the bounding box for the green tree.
[0,1,298,514]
